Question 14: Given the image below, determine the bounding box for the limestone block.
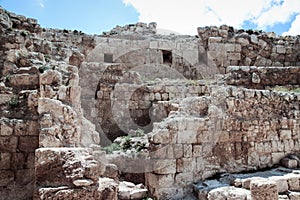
[176,158,196,173]
[279,129,292,140]
[237,38,250,45]
[250,179,278,200]
[14,120,27,136]
[0,153,11,169]
[173,144,183,159]
[250,35,258,44]
[183,144,193,158]
[9,74,39,88]
[145,173,174,188]
[242,177,265,189]
[284,173,300,191]
[269,176,289,193]
[149,129,170,144]
[177,130,197,144]
[104,163,119,179]
[276,45,286,54]
[258,39,267,48]
[0,136,18,152]
[0,94,14,105]
[154,159,176,174]
[208,186,250,200]
[18,136,38,152]
[35,148,99,187]
[40,70,62,85]
[0,120,13,136]
[281,158,298,169]
[0,170,14,187]
[15,169,35,185]
[289,192,300,200]
[154,187,184,200]
[175,172,193,186]
[208,37,222,43]
[227,53,241,60]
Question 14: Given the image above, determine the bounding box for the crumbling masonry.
[0,7,300,200]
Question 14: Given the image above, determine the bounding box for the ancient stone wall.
[225,66,300,88]
[198,25,300,73]
[145,86,300,199]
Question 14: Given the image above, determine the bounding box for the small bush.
[135,142,147,152]
[102,143,121,154]
[121,136,132,150]
[136,128,145,137]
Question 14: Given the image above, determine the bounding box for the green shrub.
[121,136,132,150]
[136,128,145,137]
[135,142,147,152]
[102,143,121,154]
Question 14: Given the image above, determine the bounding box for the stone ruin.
[0,6,300,200]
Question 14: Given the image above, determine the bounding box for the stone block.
[279,129,292,140]
[281,158,298,169]
[14,120,27,135]
[0,170,14,187]
[284,173,300,191]
[154,187,184,200]
[18,136,38,152]
[0,136,18,152]
[183,144,192,158]
[11,153,26,170]
[289,192,300,200]
[154,159,176,174]
[272,152,285,164]
[35,148,99,187]
[15,169,34,185]
[145,173,174,188]
[26,121,39,136]
[176,158,196,173]
[173,144,183,159]
[250,179,278,200]
[269,176,289,193]
[175,172,193,186]
[9,74,39,88]
[0,120,13,136]
[208,186,250,200]
[0,153,11,169]
[177,130,197,144]
[227,53,241,60]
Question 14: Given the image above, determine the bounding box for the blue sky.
[0,0,299,36]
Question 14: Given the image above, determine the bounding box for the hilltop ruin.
[0,7,300,200]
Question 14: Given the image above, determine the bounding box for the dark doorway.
[162,50,172,65]
[104,53,113,63]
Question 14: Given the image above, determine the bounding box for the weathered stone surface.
[35,148,99,187]
[208,186,250,200]
[250,179,278,200]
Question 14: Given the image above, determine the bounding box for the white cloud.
[283,14,300,36]
[255,0,300,28]
[122,0,300,35]
[37,0,45,8]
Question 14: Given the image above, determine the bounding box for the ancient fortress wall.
[0,6,300,200]
[145,86,300,198]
